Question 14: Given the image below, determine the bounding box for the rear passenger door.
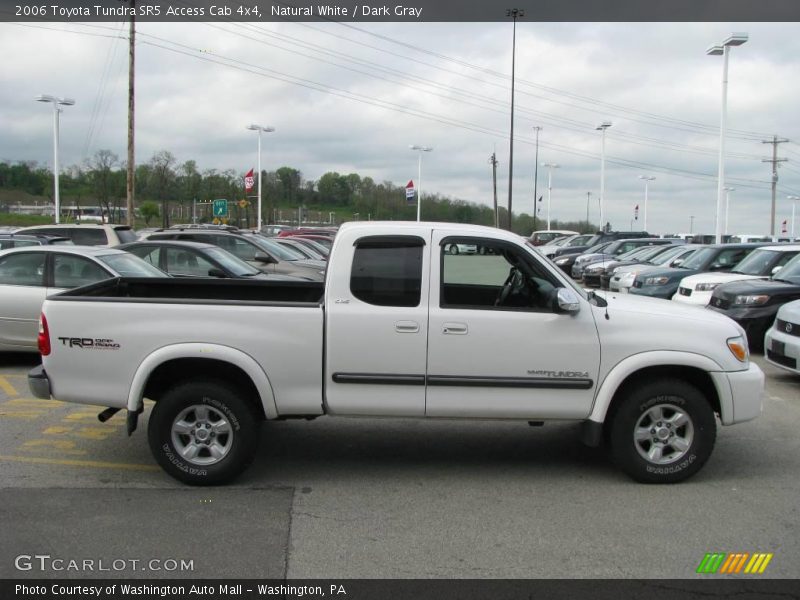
[0,251,47,349]
[324,231,430,416]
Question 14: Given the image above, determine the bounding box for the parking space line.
[0,376,18,396]
[20,440,88,455]
[0,454,159,471]
[4,398,64,408]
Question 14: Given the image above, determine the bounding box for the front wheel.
[148,380,260,485]
[607,379,716,483]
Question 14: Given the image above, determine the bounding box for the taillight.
[38,313,51,356]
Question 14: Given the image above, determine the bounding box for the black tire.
[148,380,260,485]
[607,379,716,483]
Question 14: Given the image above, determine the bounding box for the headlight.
[733,294,769,306]
[554,257,570,265]
[612,267,620,274]
[695,282,719,292]
[644,276,669,285]
[727,335,749,363]
[586,265,603,273]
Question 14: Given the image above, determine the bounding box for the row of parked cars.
[536,230,800,375]
[0,222,338,353]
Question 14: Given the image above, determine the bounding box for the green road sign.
[213,199,228,217]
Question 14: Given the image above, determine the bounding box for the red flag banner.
[244,168,255,193]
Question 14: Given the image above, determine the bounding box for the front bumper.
[711,363,764,425]
[629,281,679,299]
[672,289,713,306]
[764,325,800,375]
[28,365,51,400]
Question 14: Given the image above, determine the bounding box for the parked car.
[0,233,73,249]
[528,229,578,246]
[272,237,327,261]
[444,242,478,255]
[283,235,330,258]
[572,238,674,282]
[17,224,138,247]
[609,245,701,293]
[0,246,166,352]
[118,240,299,280]
[537,234,595,259]
[764,299,800,375]
[551,230,652,261]
[145,229,326,281]
[630,243,767,300]
[289,234,333,251]
[593,244,683,290]
[708,253,800,351]
[673,245,800,306]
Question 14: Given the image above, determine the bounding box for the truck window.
[350,236,423,307]
[441,239,557,311]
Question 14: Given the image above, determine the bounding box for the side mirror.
[671,259,684,267]
[551,288,581,314]
[207,268,227,278]
[254,252,277,264]
[772,265,783,275]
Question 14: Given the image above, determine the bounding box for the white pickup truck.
[29,222,764,485]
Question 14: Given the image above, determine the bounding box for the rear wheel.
[608,379,716,483]
[148,380,260,485]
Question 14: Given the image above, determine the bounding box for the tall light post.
[542,163,560,230]
[35,95,75,223]
[707,32,748,244]
[689,215,695,234]
[409,145,432,221]
[638,175,655,232]
[586,192,592,229]
[789,196,800,238]
[723,186,735,236]
[506,8,524,231]
[532,125,541,231]
[246,124,275,229]
[596,121,612,232]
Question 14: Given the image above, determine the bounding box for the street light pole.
[638,175,655,232]
[247,124,275,229]
[690,215,695,234]
[586,192,591,230]
[506,8,524,231]
[409,145,432,221]
[596,121,612,232]
[789,196,800,238]
[723,186,735,236]
[542,163,560,230]
[707,32,748,244]
[36,95,75,224]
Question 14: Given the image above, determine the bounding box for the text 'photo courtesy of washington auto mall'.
[1,0,800,598]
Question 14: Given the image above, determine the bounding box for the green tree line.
[0,152,598,234]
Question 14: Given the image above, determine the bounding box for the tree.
[139,201,160,226]
[148,151,177,228]
[87,150,123,222]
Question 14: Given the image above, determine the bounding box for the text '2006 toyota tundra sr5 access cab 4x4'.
[29,222,764,485]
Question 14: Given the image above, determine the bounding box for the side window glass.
[233,238,258,261]
[0,252,46,286]
[441,240,557,311]
[132,246,161,267]
[350,237,423,307]
[166,249,214,276]
[53,255,109,288]
[71,229,108,245]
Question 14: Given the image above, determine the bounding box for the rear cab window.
[350,236,424,307]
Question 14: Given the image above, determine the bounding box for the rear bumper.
[28,365,51,400]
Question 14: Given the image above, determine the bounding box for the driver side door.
[425,233,601,419]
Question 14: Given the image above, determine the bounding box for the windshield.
[731,249,783,276]
[585,242,611,254]
[205,247,261,276]
[249,236,305,260]
[566,235,593,247]
[680,247,717,270]
[98,253,168,277]
[650,245,693,265]
[774,254,800,284]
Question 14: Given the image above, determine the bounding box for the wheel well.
[604,365,721,426]
[142,358,266,420]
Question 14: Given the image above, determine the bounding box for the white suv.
[16,224,138,247]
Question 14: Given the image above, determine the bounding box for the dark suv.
[551,230,651,259]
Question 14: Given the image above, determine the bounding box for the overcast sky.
[2,19,800,234]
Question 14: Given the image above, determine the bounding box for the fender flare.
[126,343,279,419]
[588,350,730,424]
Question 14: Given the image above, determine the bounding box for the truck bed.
[51,277,325,305]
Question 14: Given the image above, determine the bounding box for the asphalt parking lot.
[0,352,798,579]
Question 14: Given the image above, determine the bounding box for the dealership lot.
[1,353,798,579]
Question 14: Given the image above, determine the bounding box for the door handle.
[395,320,420,333]
[442,322,468,335]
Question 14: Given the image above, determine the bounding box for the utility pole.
[506,8,524,232]
[126,3,135,227]
[489,152,499,228]
[532,126,541,233]
[586,192,591,230]
[761,135,788,236]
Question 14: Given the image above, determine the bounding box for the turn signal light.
[727,336,748,363]
[38,313,51,356]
